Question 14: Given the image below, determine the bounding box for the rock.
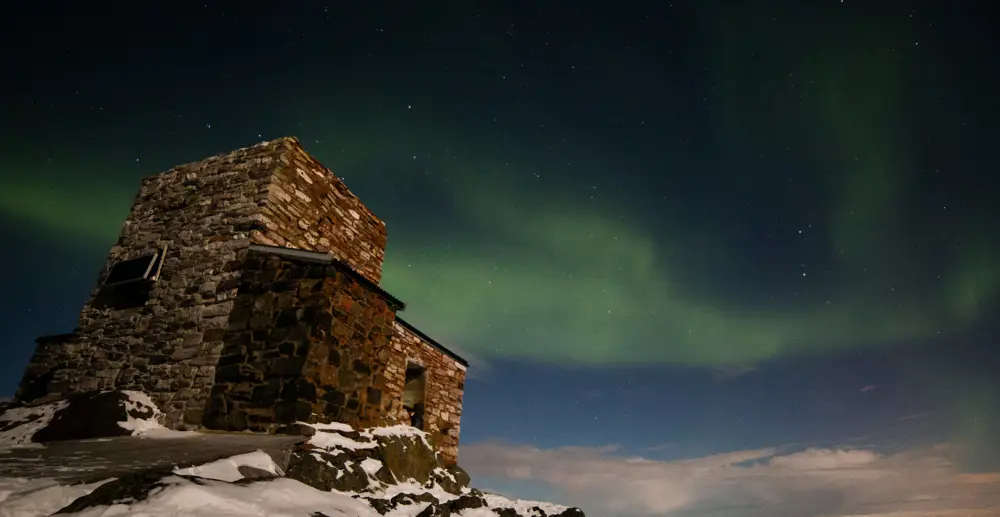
[285,447,373,493]
[433,463,471,495]
[237,465,278,481]
[415,504,449,517]
[276,422,317,437]
[33,391,158,443]
[376,433,439,485]
[39,419,587,517]
[448,494,486,511]
[55,469,174,514]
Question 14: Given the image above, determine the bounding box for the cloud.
[460,441,1000,517]
[861,384,880,392]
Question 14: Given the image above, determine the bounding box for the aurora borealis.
[3,1,999,515]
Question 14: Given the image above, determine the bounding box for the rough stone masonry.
[14,137,468,464]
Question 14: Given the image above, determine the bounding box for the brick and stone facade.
[203,246,403,433]
[385,320,467,463]
[14,137,467,464]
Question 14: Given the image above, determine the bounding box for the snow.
[308,430,377,451]
[433,467,458,484]
[304,422,434,453]
[375,480,459,503]
[359,457,384,477]
[304,421,354,433]
[0,400,69,448]
[483,493,571,516]
[453,508,498,517]
[0,404,576,517]
[118,390,167,436]
[0,452,573,517]
[173,450,283,482]
[56,476,420,517]
[367,425,433,449]
[0,477,111,517]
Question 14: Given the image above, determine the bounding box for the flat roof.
[247,243,405,311]
[247,243,467,368]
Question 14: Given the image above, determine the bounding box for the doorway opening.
[403,362,426,430]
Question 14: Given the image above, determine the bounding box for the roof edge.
[247,243,405,311]
[394,317,469,367]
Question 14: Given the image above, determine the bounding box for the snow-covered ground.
[0,477,111,517]
[0,401,69,448]
[0,439,572,517]
[0,397,582,517]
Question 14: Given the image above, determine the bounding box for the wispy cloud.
[861,384,880,392]
[460,441,1000,516]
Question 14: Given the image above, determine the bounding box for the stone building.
[14,137,468,463]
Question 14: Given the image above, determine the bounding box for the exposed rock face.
[1,390,162,446]
[54,469,176,514]
[33,391,160,443]
[0,396,583,516]
[282,423,585,516]
[285,423,451,494]
[37,421,585,517]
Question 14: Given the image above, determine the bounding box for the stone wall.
[16,139,288,427]
[384,321,467,465]
[14,136,467,460]
[203,251,400,432]
[14,334,85,403]
[252,138,387,286]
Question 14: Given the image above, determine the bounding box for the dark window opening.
[103,245,167,287]
[92,245,167,310]
[403,362,427,430]
[92,281,155,310]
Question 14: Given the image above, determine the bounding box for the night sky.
[3,2,1000,515]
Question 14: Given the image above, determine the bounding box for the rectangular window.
[103,244,168,287]
[93,244,168,309]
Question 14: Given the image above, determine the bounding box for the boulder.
[237,465,279,481]
[34,391,159,443]
[432,463,471,495]
[375,432,439,485]
[55,469,174,514]
[286,447,374,493]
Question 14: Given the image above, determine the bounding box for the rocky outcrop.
[280,422,585,516]
[0,392,585,516]
[283,423,463,495]
[0,390,162,446]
